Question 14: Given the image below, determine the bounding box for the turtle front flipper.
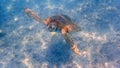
[61,27,81,55]
[24,8,45,24]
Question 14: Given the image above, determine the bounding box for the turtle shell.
[50,15,73,25]
[47,15,81,32]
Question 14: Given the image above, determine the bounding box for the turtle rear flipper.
[66,23,82,33]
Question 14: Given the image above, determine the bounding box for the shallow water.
[0,0,120,68]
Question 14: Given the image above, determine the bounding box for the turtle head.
[44,18,59,32]
[47,21,58,32]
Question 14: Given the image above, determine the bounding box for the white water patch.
[80,31,107,43]
[22,54,33,68]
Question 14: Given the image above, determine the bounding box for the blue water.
[0,0,120,68]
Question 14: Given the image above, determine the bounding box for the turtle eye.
[48,26,53,31]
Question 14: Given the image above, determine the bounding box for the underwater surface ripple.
[0,0,120,68]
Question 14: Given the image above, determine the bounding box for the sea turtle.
[24,8,82,55]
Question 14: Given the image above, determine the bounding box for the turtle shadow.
[0,32,6,38]
[45,34,72,67]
